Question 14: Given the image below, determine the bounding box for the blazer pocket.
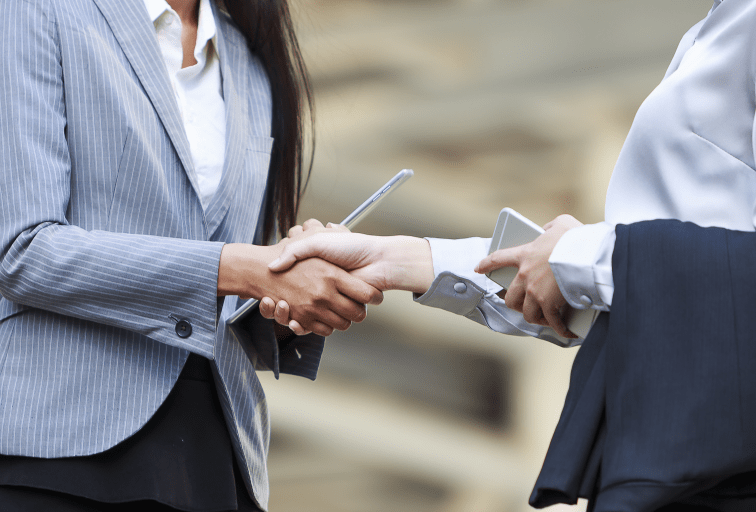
[240,136,274,202]
[249,136,274,155]
[0,314,18,375]
[106,128,193,238]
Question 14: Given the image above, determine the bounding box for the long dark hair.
[221,0,314,243]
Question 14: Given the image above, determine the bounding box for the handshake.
[219,214,583,339]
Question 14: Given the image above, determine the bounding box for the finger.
[287,319,310,336]
[542,304,576,339]
[274,300,291,327]
[503,278,526,313]
[475,247,521,274]
[335,274,384,306]
[307,308,352,332]
[259,297,276,319]
[306,320,334,337]
[522,294,543,326]
[302,218,325,231]
[324,293,369,324]
[288,225,304,238]
[326,222,351,233]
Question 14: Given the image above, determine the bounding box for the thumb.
[475,247,521,274]
[326,222,351,233]
[268,239,322,272]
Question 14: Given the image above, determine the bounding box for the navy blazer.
[531,219,756,511]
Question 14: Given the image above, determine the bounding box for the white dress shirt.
[417,0,753,345]
[143,0,226,210]
[549,0,754,312]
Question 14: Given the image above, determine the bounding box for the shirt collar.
[195,0,217,57]
[143,0,169,24]
[142,0,218,60]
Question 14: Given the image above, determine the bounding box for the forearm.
[377,236,435,294]
[0,224,224,354]
[217,242,280,298]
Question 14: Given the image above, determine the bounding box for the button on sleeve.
[175,319,193,339]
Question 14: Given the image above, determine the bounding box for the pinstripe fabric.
[0,1,322,509]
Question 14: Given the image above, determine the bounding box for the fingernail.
[269,258,280,269]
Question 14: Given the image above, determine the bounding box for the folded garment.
[531,220,756,512]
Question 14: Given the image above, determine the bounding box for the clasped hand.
[257,214,583,339]
[217,222,383,337]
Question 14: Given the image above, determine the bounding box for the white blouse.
[143,0,226,210]
[549,0,756,312]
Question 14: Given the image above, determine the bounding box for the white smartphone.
[226,169,415,325]
[486,207,598,339]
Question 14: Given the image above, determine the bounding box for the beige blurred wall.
[259,1,713,511]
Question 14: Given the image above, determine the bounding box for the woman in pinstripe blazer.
[0,0,381,510]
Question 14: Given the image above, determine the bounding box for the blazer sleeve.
[0,1,223,358]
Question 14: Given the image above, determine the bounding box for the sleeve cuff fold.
[549,223,615,311]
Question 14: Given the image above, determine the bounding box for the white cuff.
[426,237,503,295]
[548,222,615,311]
[414,271,580,348]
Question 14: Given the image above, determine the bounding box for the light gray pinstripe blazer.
[0,1,324,509]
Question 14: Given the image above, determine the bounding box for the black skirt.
[0,354,261,512]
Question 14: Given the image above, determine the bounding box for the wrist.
[217,243,281,298]
[381,236,434,294]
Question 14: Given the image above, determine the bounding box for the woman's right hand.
[263,256,382,336]
[218,237,383,337]
[260,220,368,335]
[260,220,435,334]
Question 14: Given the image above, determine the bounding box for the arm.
[0,2,216,354]
[263,223,579,346]
[219,241,380,336]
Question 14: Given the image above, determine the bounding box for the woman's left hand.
[475,214,582,338]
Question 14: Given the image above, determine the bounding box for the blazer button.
[454,282,467,294]
[175,319,193,338]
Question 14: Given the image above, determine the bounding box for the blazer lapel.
[204,2,249,238]
[92,0,203,204]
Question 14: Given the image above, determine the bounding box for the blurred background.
[258,1,713,510]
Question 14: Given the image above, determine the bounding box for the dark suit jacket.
[531,220,756,512]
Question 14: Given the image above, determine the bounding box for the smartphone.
[487,208,545,289]
[226,169,415,325]
[486,207,598,339]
